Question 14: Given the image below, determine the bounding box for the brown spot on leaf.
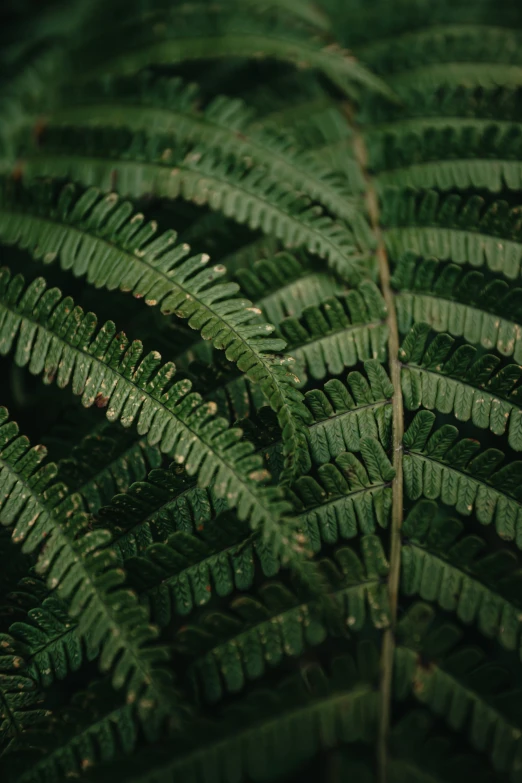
[95,393,110,408]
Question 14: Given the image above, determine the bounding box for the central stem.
[352,119,404,783]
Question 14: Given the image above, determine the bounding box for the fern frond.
[179,312,390,432]
[267,359,394,468]
[72,9,391,100]
[124,436,393,628]
[393,253,522,362]
[125,516,261,622]
[81,655,380,783]
[388,710,501,783]
[56,424,162,512]
[396,608,522,780]
[400,323,522,449]
[0,269,301,563]
[8,1,522,778]
[235,252,343,324]
[177,276,387,418]
[178,539,390,702]
[382,188,522,281]
[21,134,372,282]
[312,355,394,445]
[358,25,522,91]
[259,94,364,190]
[0,175,364,483]
[50,74,365,223]
[0,633,48,754]
[177,355,394,474]
[373,122,522,192]
[290,443,395,551]
[116,379,393,624]
[402,500,522,651]
[0,405,81,549]
[10,684,137,783]
[360,82,522,128]
[280,282,388,383]
[254,95,358,179]
[404,411,522,546]
[7,576,95,687]
[0,406,180,731]
[219,234,281,275]
[97,463,224,559]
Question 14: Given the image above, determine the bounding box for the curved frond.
[126,516,263,622]
[360,82,522,129]
[404,410,522,546]
[280,282,389,383]
[21,134,372,282]
[219,234,281,275]
[98,464,225,560]
[400,323,522,450]
[180,323,391,433]
[289,443,395,551]
[81,655,380,783]
[401,500,522,652]
[393,253,522,362]
[372,123,522,192]
[10,685,137,783]
[72,9,392,99]
[0,633,48,755]
[358,25,522,91]
[235,252,343,324]
[396,608,522,780]
[7,576,96,687]
[6,2,522,779]
[177,539,390,702]
[0,179,314,486]
[0,406,180,731]
[50,74,366,222]
[306,359,394,454]
[264,359,394,470]
[57,424,162,512]
[0,268,301,565]
[382,188,522,281]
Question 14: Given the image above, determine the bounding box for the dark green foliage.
[0,633,48,754]
[2,1,522,782]
[382,187,522,279]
